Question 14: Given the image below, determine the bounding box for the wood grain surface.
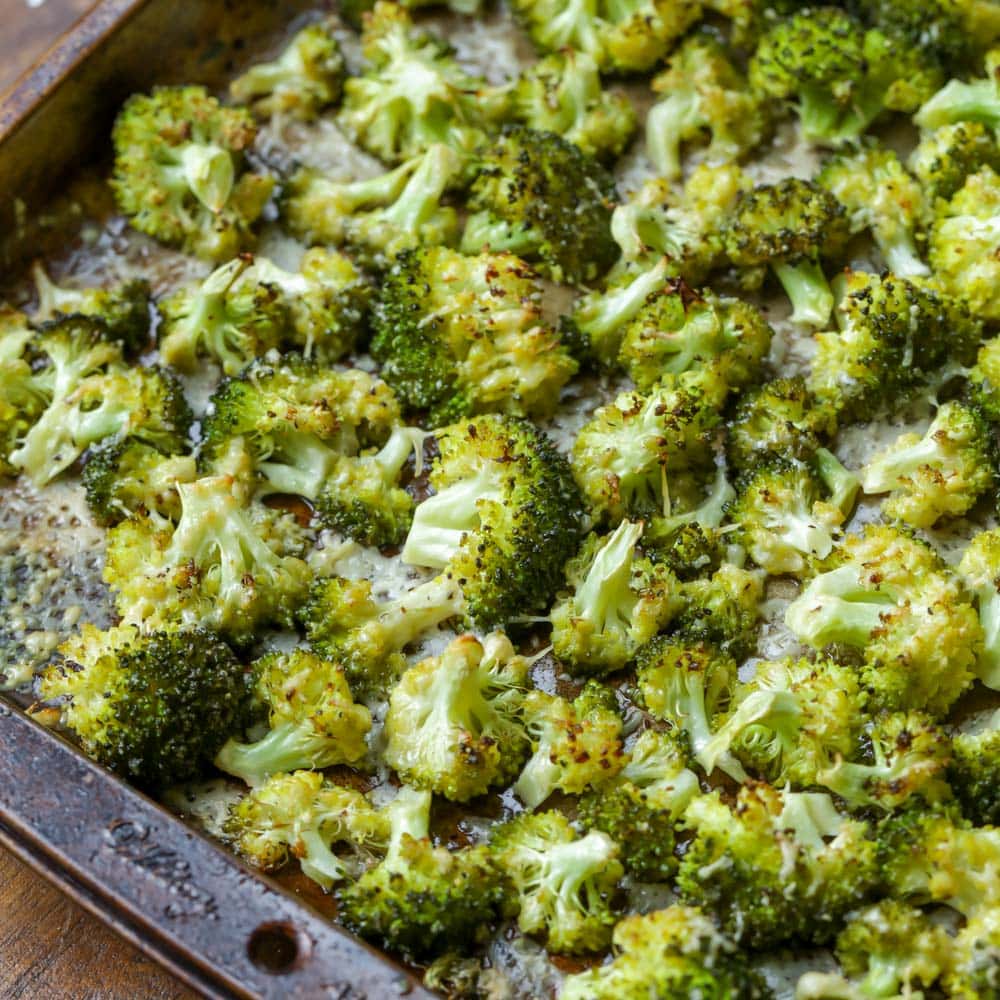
[0,9,193,998]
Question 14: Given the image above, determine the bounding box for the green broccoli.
[860,400,999,528]
[949,710,1000,825]
[110,86,273,260]
[38,624,249,787]
[677,561,766,661]
[214,648,371,786]
[341,0,482,24]
[914,47,1000,132]
[909,121,1000,204]
[370,245,577,425]
[460,126,617,285]
[969,333,1000,424]
[384,633,530,801]
[957,528,1000,690]
[945,909,1000,1000]
[229,24,344,120]
[0,309,45,477]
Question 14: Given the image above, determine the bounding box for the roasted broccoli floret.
[561,904,773,1000]
[0,309,45,477]
[861,400,999,528]
[550,521,683,676]
[928,165,1000,321]
[339,786,508,960]
[957,529,1000,690]
[225,770,387,889]
[818,146,929,278]
[945,909,1000,1000]
[909,121,1000,204]
[384,633,530,801]
[677,784,879,947]
[215,649,371,786]
[338,2,507,163]
[38,624,249,787]
[785,524,982,717]
[31,262,151,355]
[342,0,483,24]
[110,86,273,260]
[491,810,622,954]
[724,178,849,328]
[511,49,636,160]
[914,47,1000,132]
[461,126,617,285]
[513,682,624,809]
[370,245,577,424]
[949,709,1000,825]
[509,0,701,73]
[646,31,769,181]
[230,24,344,119]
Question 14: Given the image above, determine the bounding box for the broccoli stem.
[916,80,1000,131]
[215,721,336,785]
[771,503,835,561]
[645,93,698,180]
[297,827,350,887]
[880,233,929,280]
[460,211,534,257]
[259,430,339,498]
[379,145,456,232]
[772,258,834,327]
[815,448,859,517]
[573,520,643,634]
[861,436,946,494]
[378,573,467,647]
[659,465,735,533]
[972,585,1000,689]
[175,142,236,213]
[372,426,425,484]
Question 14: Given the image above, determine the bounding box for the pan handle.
[0,700,433,1000]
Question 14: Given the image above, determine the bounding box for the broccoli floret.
[461,126,617,285]
[914,48,1000,131]
[0,309,45,477]
[785,524,982,717]
[957,529,1000,690]
[728,458,845,576]
[401,414,583,627]
[818,146,929,278]
[861,400,999,528]
[82,439,196,525]
[945,909,1000,1000]
[225,770,387,889]
[9,317,191,485]
[342,0,483,25]
[513,682,625,809]
[677,784,879,947]
[491,810,622,954]
[576,728,699,882]
[675,561,765,661]
[370,245,577,424]
[511,49,637,161]
[571,372,723,525]
[384,632,530,801]
[809,270,982,419]
[969,333,1000,424]
[110,86,273,260]
[38,624,249,787]
[550,521,683,676]
[104,448,312,643]
[510,0,701,73]
[852,0,976,71]
[646,31,769,181]
[230,24,344,120]
[561,904,773,1000]
[909,122,1000,204]
[724,178,850,328]
[215,649,371,786]
[339,786,508,960]
[949,710,1000,825]
[617,281,772,393]
[929,166,1000,321]
[338,2,507,163]
[31,262,151,355]
[727,377,838,471]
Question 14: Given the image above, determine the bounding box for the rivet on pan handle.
[0,700,433,1000]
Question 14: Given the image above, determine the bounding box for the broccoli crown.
[617,280,772,394]
[371,245,577,425]
[32,262,152,355]
[968,334,1000,425]
[513,683,625,809]
[929,165,1000,321]
[511,49,637,161]
[110,86,273,260]
[646,30,770,181]
[214,648,371,786]
[401,414,583,628]
[39,624,249,787]
[561,904,773,1000]
[225,770,387,888]
[676,784,879,947]
[461,126,618,285]
[958,528,1000,690]
[949,711,1000,826]
[229,23,344,120]
[0,310,46,477]
[490,810,623,954]
[909,121,1000,204]
[384,632,530,801]
[728,457,845,576]
[861,400,999,528]
[337,3,507,163]
[818,145,929,278]
[945,910,1000,1000]
[809,269,982,419]
[727,376,838,471]
[550,521,683,676]
[785,524,982,717]
[851,0,974,71]
[675,561,765,662]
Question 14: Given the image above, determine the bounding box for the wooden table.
[0,7,195,996]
